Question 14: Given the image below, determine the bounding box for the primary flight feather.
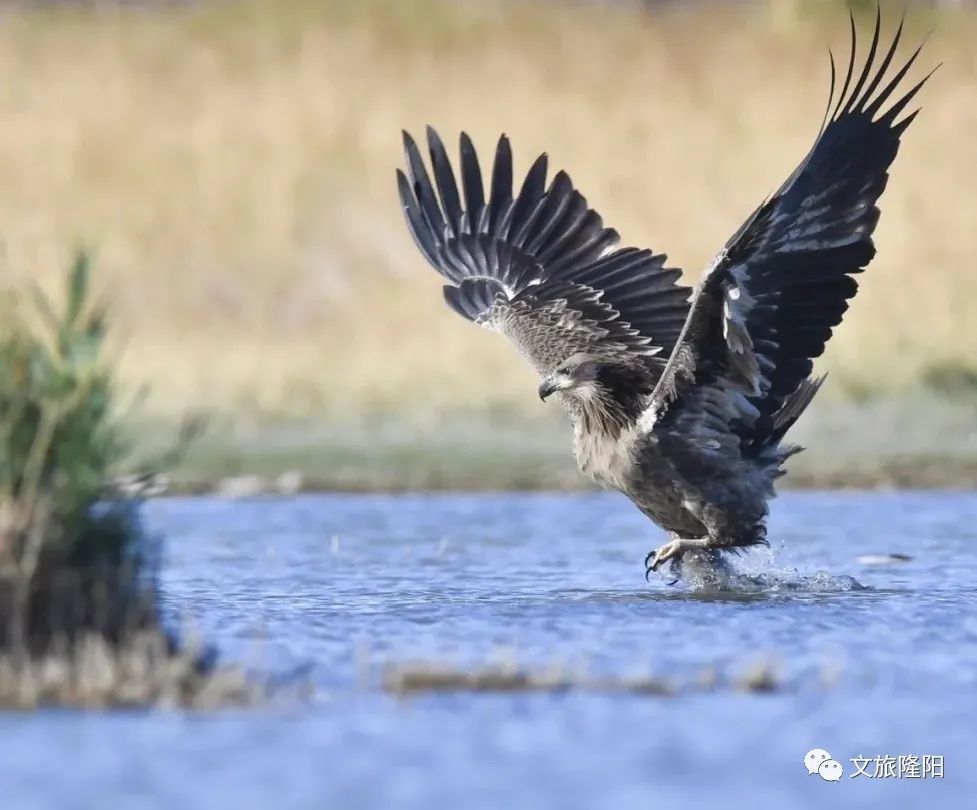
[396,10,933,580]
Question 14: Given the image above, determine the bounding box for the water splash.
[668,549,865,594]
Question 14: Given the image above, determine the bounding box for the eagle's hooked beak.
[538,373,572,401]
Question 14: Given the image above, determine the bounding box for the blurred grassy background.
[1,0,975,487]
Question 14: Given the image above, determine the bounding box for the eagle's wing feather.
[648,10,933,457]
[397,128,691,377]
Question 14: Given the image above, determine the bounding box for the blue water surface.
[3,491,976,809]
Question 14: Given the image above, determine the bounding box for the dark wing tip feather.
[402,127,446,236]
[864,36,926,118]
[458,131,485,229]
[401,129,422,175]
[818,49,837,138]
[550,169,573,194]
[487,134,514,232]
[505,152,549,239]
[828,8,934,131]
[396,168,440,268]
[881,62,940,128]
[519,153,550,197]
[838,3,882,118]
[856,12,903,114]
[426,126,463,238]
[832,10,859,120]
[892,107,921,137]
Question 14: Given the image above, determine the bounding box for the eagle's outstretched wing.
[397,129,691,377]
[647,11,934,459]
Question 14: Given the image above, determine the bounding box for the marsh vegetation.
[0,256,253,707]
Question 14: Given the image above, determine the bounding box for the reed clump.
[0,254,255,708]
[381,657,791,697]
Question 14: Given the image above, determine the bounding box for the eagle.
[396,11,933,582]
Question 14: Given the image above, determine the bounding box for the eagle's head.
[537,352,603,401]
[538,352,653,420]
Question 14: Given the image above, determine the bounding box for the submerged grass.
[0,630,254,710]
[0,255,255,708]
[0,0,974,433]
[381,656,790,697]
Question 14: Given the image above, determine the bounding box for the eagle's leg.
[646,537,711,575]
[645,520,766,578]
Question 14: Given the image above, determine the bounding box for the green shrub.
[0,253,257,707]
[0,252,154,652]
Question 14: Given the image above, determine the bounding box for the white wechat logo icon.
[804,749,831,775]
[805,749,843,781]
[819,759,844,782]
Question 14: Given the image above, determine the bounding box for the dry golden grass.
[0,0,974,426]
[0,631,259,710]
